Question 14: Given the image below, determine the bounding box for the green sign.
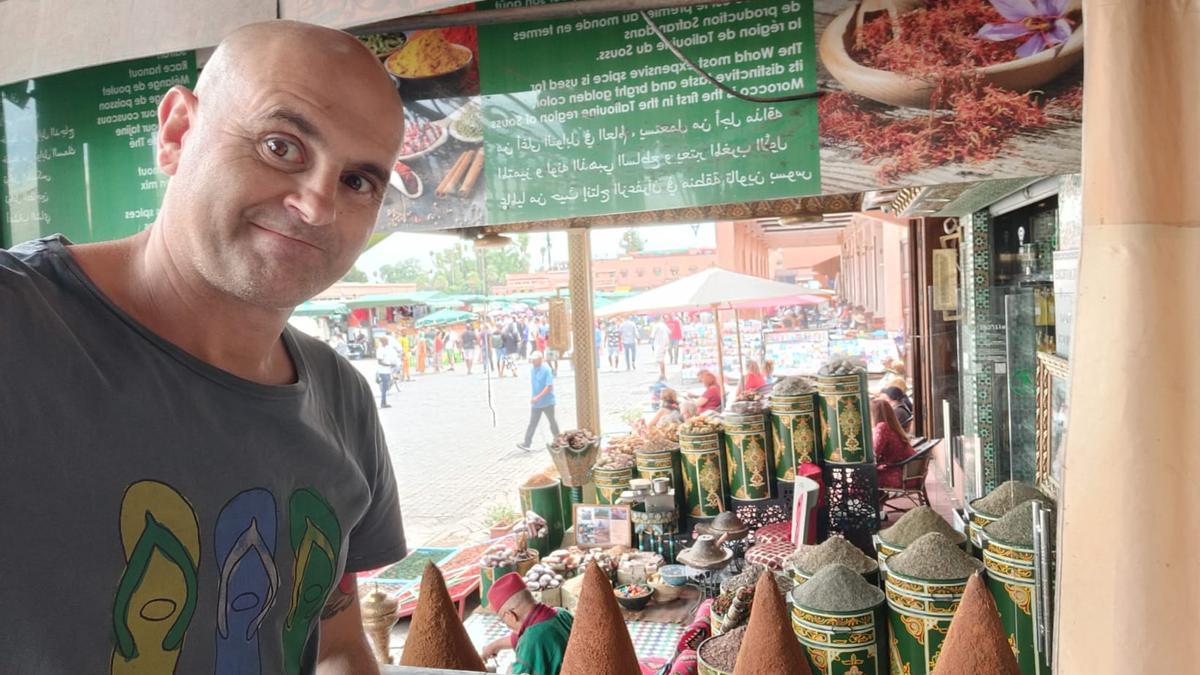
[1,52,197,248]
[477,0,818,225]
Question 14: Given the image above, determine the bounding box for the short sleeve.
[344,390,407,573]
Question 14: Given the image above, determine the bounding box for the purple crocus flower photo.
[977,0,1074,58]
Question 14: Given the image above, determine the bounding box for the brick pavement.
[351,354,691,549]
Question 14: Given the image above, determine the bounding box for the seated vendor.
[481,572,574,674]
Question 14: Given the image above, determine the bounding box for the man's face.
[161,34,403,309]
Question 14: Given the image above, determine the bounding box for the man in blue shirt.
[517,352,560,451]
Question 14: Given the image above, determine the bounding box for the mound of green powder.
[786,535,878,575]
[970,481,1050,517]
[887,532,983,580]
[792,563,885,613]
[879,506,966,547]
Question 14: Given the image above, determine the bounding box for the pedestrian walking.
[652,315,671,380]
[376,336,399,408]
[462,323,479,375]
[619,316,639,370]
[517,351,560,451]
[605,321,621,371]
[665,314,683,365]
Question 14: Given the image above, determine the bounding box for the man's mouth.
[250,222,323,252]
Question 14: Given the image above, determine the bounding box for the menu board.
[1,52,197,247]
[477,0,819,224]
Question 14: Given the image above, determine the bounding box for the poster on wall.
[1,52,198,247]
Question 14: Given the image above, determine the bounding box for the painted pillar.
[567,228,600,434]
[1056,2,1200,672]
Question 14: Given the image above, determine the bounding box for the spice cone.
[559,562,641,675]
[398,563,486,671]
[930,573,1020,675]
[732,572,811,675]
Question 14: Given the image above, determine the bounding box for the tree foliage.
[620,229,645,254]
[341,266,368,282]
[373,235,531,293]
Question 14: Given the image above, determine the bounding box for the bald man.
[0,22,407,675]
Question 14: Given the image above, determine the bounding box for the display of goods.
[542,549,582,576]
[791,564,884,613]
[512,511,548,540]
[818,358,867,376]
[681,415,723,435]
[613,583,652,599]
[618,550,664,573]
[720,585,755,633]
[886,532,984,580]
[929,574,1021,675]
[553,429,599,450]
[559,563,641,675]
[580,548,616,573]
[970,480,1050,516]
[479,544,517,568]
[698,625,747,673]
[984,501,1051,547]
[773,376,816,395]
[594,450,635,470]
[727,399,767,415]
[399,564,486,671]
[385,29,471,78]
[720,564,767,594]
[523,473,557,488]
[731,573,811,675]
[641,422,681,451]
[878,506,966,548]
[522,562,566,592]
[787,535,879,576]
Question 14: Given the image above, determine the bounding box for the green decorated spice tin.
[817,372,874,465]
[680,431,727,518]
[722,412,772,501]
[771,391,821,479]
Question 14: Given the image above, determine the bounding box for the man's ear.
[156,85,198,176]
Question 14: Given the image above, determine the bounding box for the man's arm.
[317,573,380,675]
[532,384,553,403]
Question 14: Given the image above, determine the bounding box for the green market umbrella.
[415,308,476,328]
[292,300,350,317]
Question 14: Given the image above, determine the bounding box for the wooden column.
[1056,2,1200,671]
[567,228,600,434]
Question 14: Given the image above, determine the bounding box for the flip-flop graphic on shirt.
[281,488,341,675]
[111,481,200,675]
[214,489,279,675]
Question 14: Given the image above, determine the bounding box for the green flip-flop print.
[281,488,341,675]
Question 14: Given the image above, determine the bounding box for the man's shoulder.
[1,236,66,285]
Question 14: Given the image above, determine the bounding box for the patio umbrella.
[415,308,476,328]
[292,299,350,318]
[595,267,834,395]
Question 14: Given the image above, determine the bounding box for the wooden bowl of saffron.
[819,0,1084,109]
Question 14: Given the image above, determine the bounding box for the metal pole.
[713,304,726,407]
[348,0,753,34]
[734,307,745,393]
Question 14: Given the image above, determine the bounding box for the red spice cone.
[559,562,641,675]
[733,572,811,675]
[399,563,486,671]
[930,572,1021,675]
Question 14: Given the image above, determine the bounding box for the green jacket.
[512,609,574,675]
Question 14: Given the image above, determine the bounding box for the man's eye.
[264,137,303,163]
[342,173,374,194]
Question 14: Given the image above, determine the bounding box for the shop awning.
[345,290,449,309]
[595,267,832,317]
[292,299,350,317]
[415,308,477,327]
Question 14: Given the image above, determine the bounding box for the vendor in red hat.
[480,572,574,674]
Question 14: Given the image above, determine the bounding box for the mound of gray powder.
[879,506,966,547]
[792,563,885,613]
[984,502,1055,547]
[886,532,983,580]
[772,376,816,395]
[970,480,1050,517]
[787,535,878,575]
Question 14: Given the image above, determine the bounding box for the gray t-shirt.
[0,236,406,674]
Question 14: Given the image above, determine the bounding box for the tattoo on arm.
[320,573,357,620]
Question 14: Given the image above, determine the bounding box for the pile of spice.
[984,501,1054,547]
[792,563,885,613]
[553,429,598,450]
[971,480,1050,516]
[732,573,812,675]
[399,563,486,671]
[879,506,966,548]
[930,573,1021,675]
[698,625,747,672]
[772,376,816,395]
[818,358,867,376]
[680,415,723,435]
[887,532,983,580]
[729,391,769,415]
[786,535,879,576]
[559,562,641,675]
[594,449,636,470]
[820,0,1082,181]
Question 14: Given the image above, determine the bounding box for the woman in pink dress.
[872,398,914,488]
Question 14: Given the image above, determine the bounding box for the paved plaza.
[350,351,689,549]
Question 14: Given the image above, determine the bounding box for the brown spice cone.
[930,573,1021,675]
[398,563,486,671]
[559,562,641,675]
[732,572,812,675]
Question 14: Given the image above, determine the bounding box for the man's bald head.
[152,20,406,309]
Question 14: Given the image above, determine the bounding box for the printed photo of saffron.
[815,0,1083,188]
